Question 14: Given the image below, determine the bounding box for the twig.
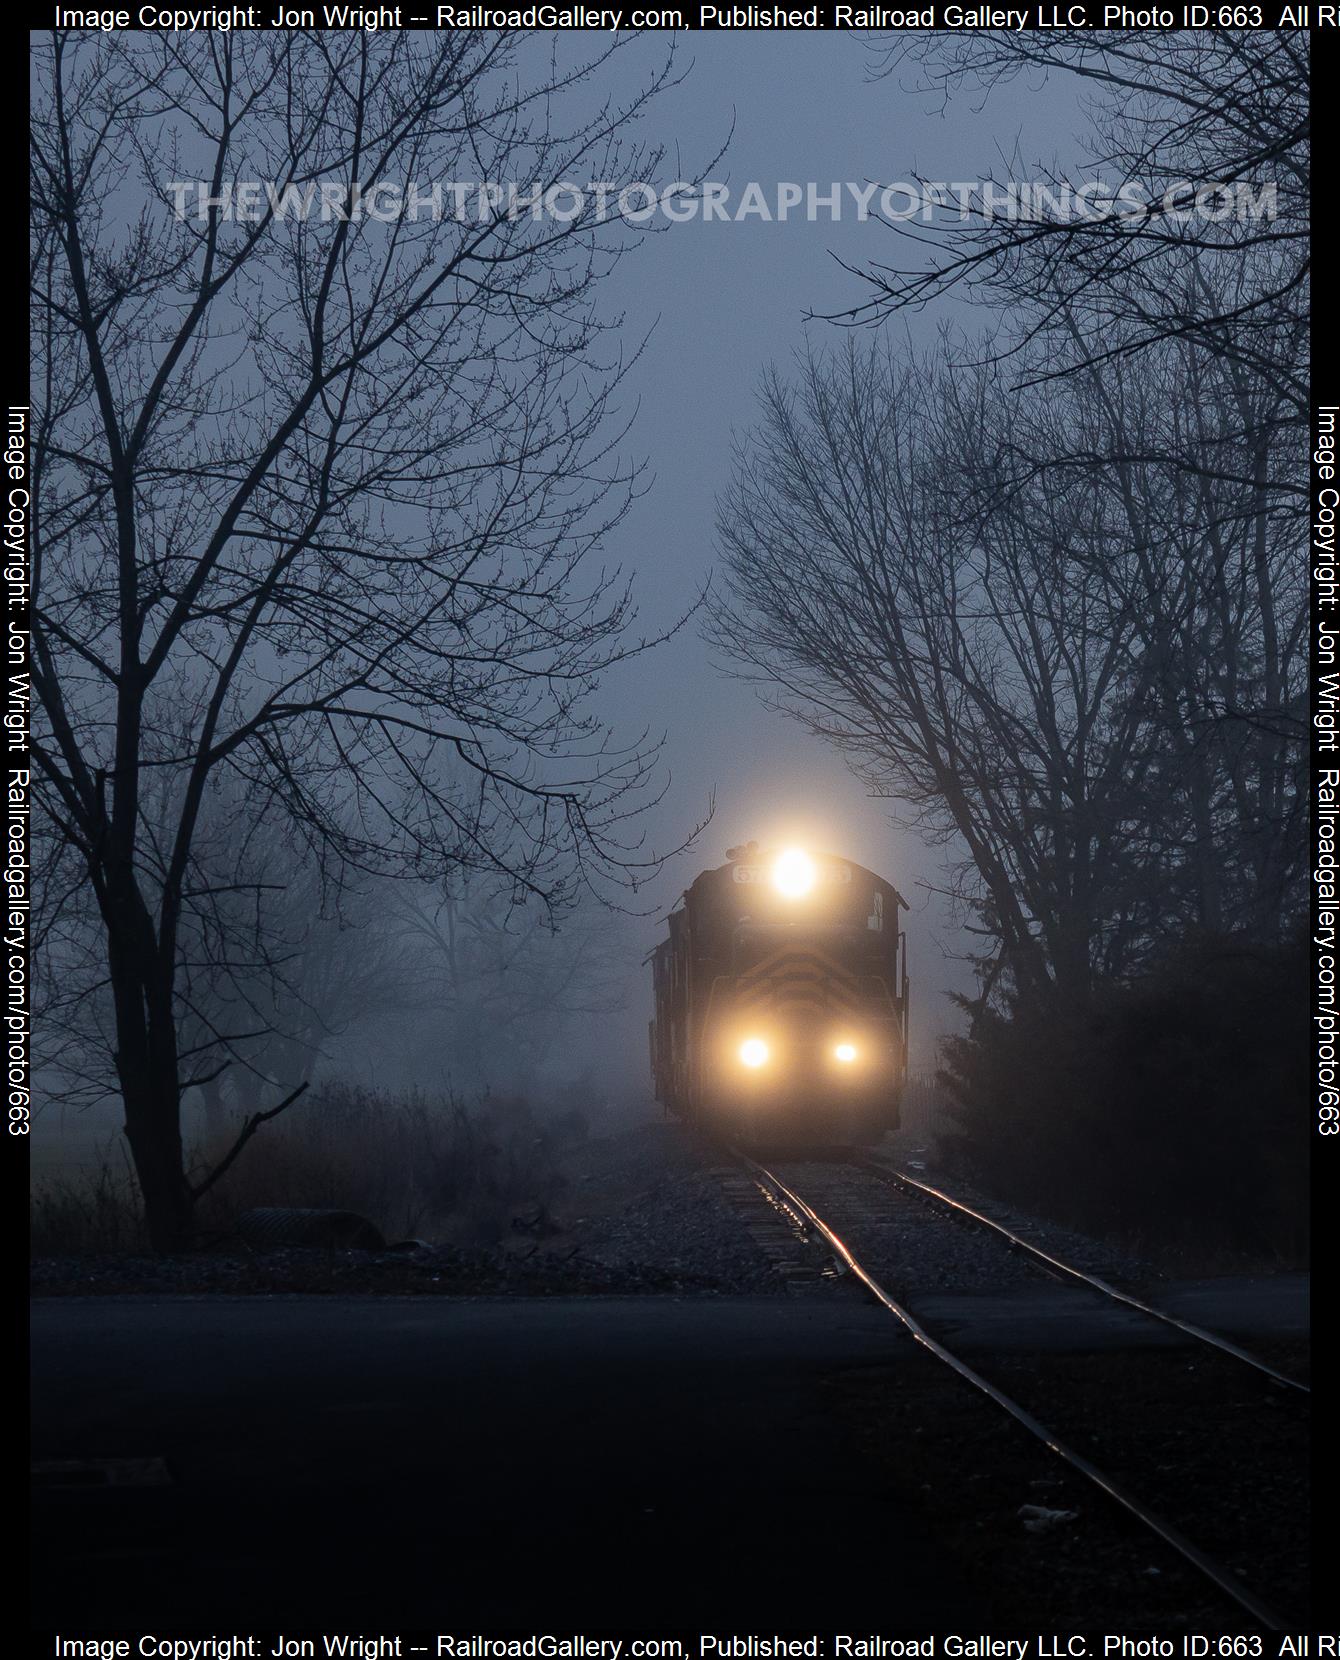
[189,1082,310,1201]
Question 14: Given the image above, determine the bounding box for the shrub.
[936,937,1308,1265]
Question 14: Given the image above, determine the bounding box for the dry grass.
[194,1083,576,1244]
[30,1155,148,1255]
[32,1084,585,1254]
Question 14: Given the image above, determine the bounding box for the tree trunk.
[121,1073,192,1254]
[106,900,193,1253]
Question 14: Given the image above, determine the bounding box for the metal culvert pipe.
[236,1208,386,1250]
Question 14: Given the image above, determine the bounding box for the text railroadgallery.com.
[42,1637,1339,1658]
[45,4,1330,31]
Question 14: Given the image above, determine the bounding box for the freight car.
[649,841,909,1145]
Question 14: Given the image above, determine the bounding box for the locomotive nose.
[650,844,908,1146]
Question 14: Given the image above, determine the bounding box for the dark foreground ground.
[33,1297,976,1628]
[33,1288,1310,1631]
[31,1122,1312,1631]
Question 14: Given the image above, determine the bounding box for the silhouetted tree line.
[712,32,1306,1250]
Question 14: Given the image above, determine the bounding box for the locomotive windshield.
[729,919,888,973]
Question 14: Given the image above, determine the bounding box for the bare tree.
[182,841,428,1133]
[845,32,1308,426]
[709,330,1304,1011]
[798,29,1307,993]
[1033,334,1307,944]
[31,32,696,1250]
[35,746,422,1140]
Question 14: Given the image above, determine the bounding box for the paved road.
[32,1296,974,1629]
[31,1282,1307,1630]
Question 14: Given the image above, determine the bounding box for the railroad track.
[853,1152,1310,1396]
[727,1147,1308,1632]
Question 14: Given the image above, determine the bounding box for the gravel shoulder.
[881,1145,1172,1287]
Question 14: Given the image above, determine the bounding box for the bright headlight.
[772,847,816,899]
[739,1038,769,1069]
[834,1043,858,1064]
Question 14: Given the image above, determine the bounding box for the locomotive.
[649,841,910,1145]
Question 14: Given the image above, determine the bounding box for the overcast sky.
[588,33,1082,1060]
[35,32,1089,1154]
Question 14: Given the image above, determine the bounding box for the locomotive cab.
[649,842,910,1147]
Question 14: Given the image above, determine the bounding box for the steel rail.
[739,1151,1290,1634]
[852,1154,1309,1396]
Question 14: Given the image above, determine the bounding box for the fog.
[33,32,1088,1163]
[497,36,1088,1081]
